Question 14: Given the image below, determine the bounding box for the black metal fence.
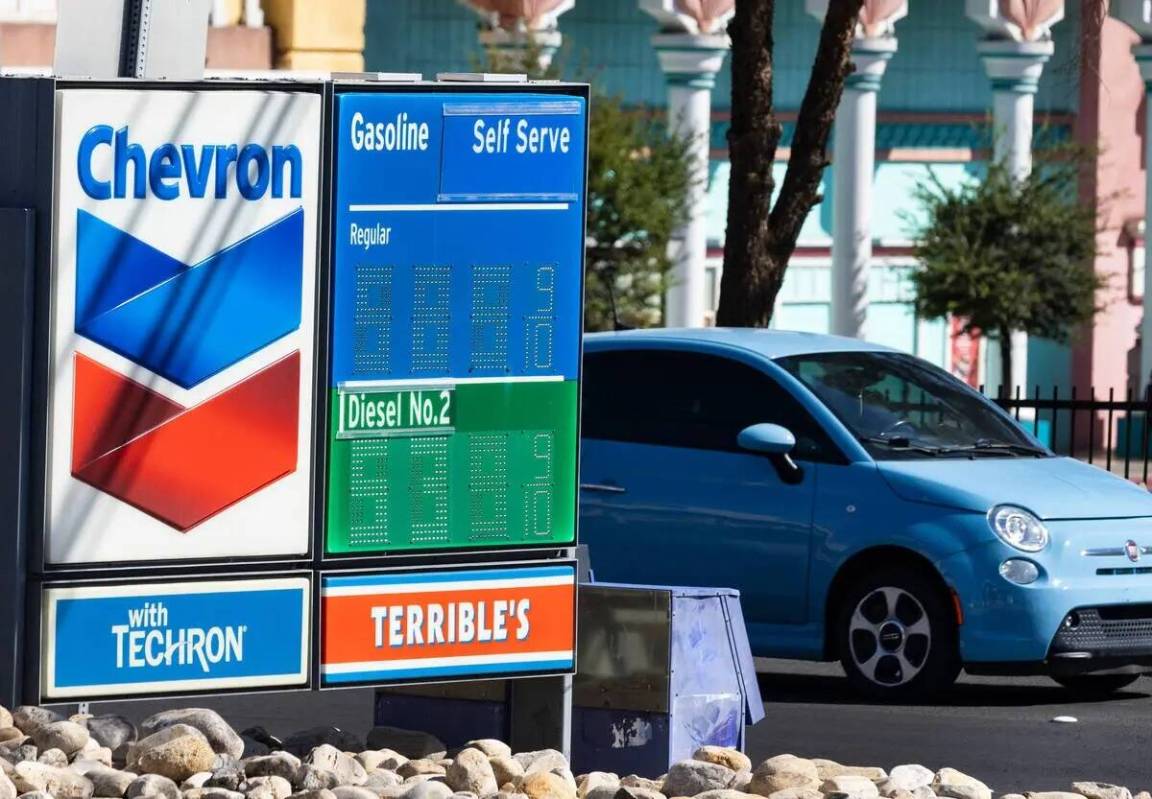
[988,386,1152,485]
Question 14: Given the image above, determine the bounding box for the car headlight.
[988,504,1049,552]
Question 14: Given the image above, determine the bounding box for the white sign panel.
[46,88,320,564]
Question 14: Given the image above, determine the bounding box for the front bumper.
[938,532,1152,669]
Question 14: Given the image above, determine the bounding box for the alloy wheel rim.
[849,586,932,687]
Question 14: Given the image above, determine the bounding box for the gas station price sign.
[327,91,587,555]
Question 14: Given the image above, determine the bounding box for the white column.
[652,34,729,328]
[830,38,894,339]
[976,39,1052,394]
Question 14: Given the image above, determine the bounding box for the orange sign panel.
[320,564,576,685]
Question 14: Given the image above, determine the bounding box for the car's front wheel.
[836,566,961,701]
[1052,673,1141,698]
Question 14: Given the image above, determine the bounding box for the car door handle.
[580,482,626,494]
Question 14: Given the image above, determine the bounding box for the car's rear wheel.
[836,566,961,701]
[1052,673,1141,697]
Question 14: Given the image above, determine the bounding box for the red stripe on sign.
[71,352,300,530]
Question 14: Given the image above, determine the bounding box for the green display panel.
[327,381,577,554]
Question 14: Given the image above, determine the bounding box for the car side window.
[582,349,842,463]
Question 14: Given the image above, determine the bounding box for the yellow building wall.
[263,0,365,71]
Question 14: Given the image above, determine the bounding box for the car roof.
[584,327,899,361]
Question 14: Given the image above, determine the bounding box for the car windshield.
[775,351,1048,459]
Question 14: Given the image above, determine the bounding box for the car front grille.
[1051,605,1152,656]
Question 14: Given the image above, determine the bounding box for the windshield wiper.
[932,440,1047,457]
[861,435,945,456]
[970,440,1047,456]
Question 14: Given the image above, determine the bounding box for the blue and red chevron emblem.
[72,209,305,529]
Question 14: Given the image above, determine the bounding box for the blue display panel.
[331,93,586,383]
[42,576,310,699]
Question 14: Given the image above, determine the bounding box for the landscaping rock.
[613,787,666,799]
[519,773,575,799]
[0,710,11,731]
[515,754,568,778]
[727,772,752,793]
[403,782,453,799]
[445,749,497,797]
[0,771,14,799]
[243,776,294,799]
[294,766,340,792]
[693,750,752,775]
[662,762,735,797]
[399,761,445,779]
[304,746,367,787]
[748,757,820,797]
[282,731,364,760]
[936,788,989,799]
[365,731,444,762]
[814,762,845,781]
[17,791,55,799]
[333,788,379,799]
[245,753,303,782]
[463,741,510,760]
[490,757,524,788]
[0,730,25,747]
[12,709,64,736]
[34,723,89,757]
[241,730,283,752]
[363,771,404,796]
[1024,794,1087,799]
[887,768,935,794]
[243,738,272,759]
[206,766,245,792]
[85,718,136,754]
[76,746,114,769]
[821,777,880,799]
[184,773,215,790]
[619,778,662,793]
[185,789,245,799]
[5,746,38,765]
[142,712,243,761]
[764,788,822,799]
[287,790,337,799]
[1072,785,1132,799]
[13,761,94,799]
[578,773,619,799]
[85,765,137,797]
[38,749,68,767]
[695,791,761,799]
[131,726,216,783]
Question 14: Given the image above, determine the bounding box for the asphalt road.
[748,660,1152,795]
[69,661,1152,795]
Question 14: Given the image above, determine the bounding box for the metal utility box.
[572,584,764,774]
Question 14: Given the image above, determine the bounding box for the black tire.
[1052,673,1141,698]
[835,565,961,701]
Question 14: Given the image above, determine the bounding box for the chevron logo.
[75,208,304,389]
[71,209,305,529]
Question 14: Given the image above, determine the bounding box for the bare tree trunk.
[716,0,864,327]
[999,329,1013,399]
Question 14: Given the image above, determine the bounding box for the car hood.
[877,455,1152,520]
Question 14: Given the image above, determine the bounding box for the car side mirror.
[738,423,796,455]
[738,423,804,484]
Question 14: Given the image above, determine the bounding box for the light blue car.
[579,328,1152,700]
